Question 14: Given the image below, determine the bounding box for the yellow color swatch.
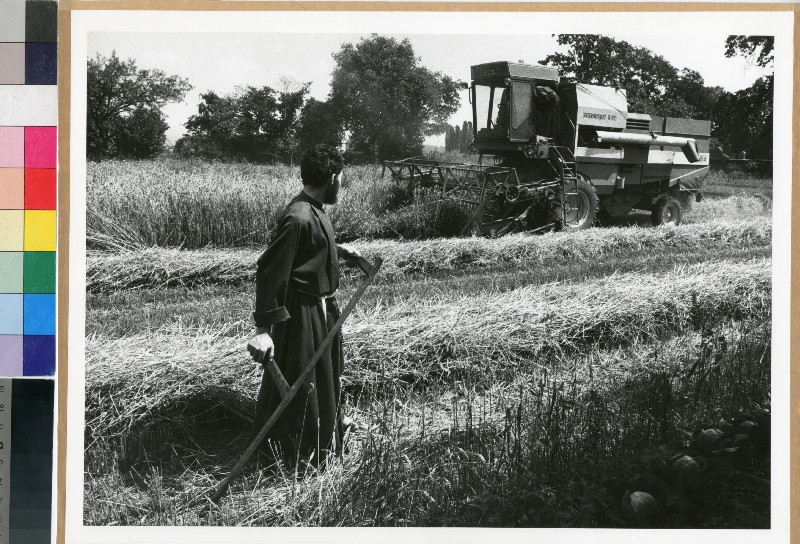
[24,210,56,251]
[0,210,24,250]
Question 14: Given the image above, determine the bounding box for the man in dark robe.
[246,144,360,464]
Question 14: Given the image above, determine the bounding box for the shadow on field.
[116,387,255,478]
[332,318,771,528]
[85,315,771,528]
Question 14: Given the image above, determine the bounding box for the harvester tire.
[563,177,598,230]
[651,196,683,226]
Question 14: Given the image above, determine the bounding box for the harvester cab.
[383,60,711,237]
[471,61,561,149]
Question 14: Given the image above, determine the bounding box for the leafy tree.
[712,76,773,159]
[177,84,308,163]
[460,120,473,152]
[113,107,169,159]
[539,34,773,159]
[296,98,344,156]
[329,35,460,161]
[662,69,725,120]
[87,51,191,161]
[175,91,237,160]
[724,36,773,67]
[540,35,715,118]
[714,36,774,159]
[444,121,474,153]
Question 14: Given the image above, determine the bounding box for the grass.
[84,256,772,527]
[339,258,770,387]
[87,159,470,249]
[87,159,772,249]
[704,170,773,199]
[83,158,773,528]
[85,245,770,339]
[85,258,770,448]
[86,218,771,292]
[84,315,771,527]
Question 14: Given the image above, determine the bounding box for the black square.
[25,1,58,43]
[9,379,53,541]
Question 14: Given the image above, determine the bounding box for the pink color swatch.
[25,126,56,168]
[0,127,25,167]
[0,168,25,209]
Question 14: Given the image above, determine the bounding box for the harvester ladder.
[549,146,580,227]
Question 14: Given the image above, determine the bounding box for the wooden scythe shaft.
[209,256,383,503]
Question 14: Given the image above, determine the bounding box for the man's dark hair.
[300,144,344,187]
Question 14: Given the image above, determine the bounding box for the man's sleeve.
[253,214,302,326]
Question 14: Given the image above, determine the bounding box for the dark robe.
[252,191,343,462]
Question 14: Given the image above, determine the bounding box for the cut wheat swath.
[85,219,771,292]
[84,257,771,440]
[208,256,383,504]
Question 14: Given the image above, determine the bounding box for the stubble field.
[84,159,773,528]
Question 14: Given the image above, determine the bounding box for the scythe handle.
[209,256,383,503]
[355,256,378,278]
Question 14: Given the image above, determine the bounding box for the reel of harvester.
[382,158,566,237]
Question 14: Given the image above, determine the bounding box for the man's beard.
[323,175,340,204]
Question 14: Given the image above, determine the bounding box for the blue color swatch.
[23,294,54,335]
[0,295,23,334]
[24,42,56,85]
[22,335,54,377]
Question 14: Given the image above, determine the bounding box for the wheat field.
[87,158,772,249]
[83,159,773,528]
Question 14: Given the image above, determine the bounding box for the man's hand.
[247,327,274,364]
[337,243,362,261]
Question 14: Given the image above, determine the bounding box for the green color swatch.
[0,252,23,293]
[23,251,55,293]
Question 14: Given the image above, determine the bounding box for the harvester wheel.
[651,196,684,226]
[563,177,598,230]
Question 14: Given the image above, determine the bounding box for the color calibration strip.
[0,0,57,378]
[0,3,56,544]
[0,379,54,544]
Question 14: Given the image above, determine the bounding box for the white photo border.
[67,9,793,544]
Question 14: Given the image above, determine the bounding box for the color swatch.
[0,379,55,544]
[0,0,57,378]
[0,3,56,544]
[0,2,56,86]
[0,128,56,377]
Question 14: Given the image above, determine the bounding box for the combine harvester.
[384,61,711,236]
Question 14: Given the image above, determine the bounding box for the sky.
[88,31,773,147]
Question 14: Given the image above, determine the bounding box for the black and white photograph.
[66,8,793,542]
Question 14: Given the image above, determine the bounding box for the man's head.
[301,144,344,204]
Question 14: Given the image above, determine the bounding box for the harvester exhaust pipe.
[595,131,702,163]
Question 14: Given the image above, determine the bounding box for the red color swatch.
[25,168,56,209]
[24,126,56,168]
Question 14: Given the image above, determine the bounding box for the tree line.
[540,34,773,160]
[445,121,474,154]
[86,34,774,163]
